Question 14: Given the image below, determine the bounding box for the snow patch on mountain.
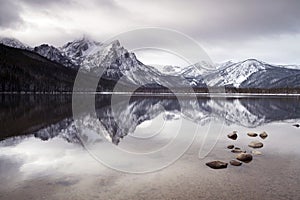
[34,44,76,68]
[0,37,30,50]
[207,59,269,87]
[278,65,300,70]
[60,37,102,67]
[160,65,182,75]
[3,36,300,89]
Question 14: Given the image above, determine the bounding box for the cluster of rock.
[206,130,268,169]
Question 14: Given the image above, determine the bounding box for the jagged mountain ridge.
[0,44,78,92]
[1,37,300,89]
[34,44,76,68]
[60,37,102,68]
[9,37,195,87]
[205,59,300,88]
[0,37,31,50]
[60,38,198,87]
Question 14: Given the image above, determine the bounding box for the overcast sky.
[1,0,300,65]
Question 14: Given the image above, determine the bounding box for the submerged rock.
[259,131,268,139]
[206,161,228,169]
[252,150,262,155]
[248,141,264,148]
[247,132,258,137]
[227,131,238,140]
[231,149,246,153]
[236,153,253,163]
[230,160,242,166]
[227,145,234,149]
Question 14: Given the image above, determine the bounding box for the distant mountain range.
[1,36,300,92]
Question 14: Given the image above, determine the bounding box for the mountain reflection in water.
[1,94,300,145]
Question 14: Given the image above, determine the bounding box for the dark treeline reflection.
[0,94,73,140]
[1,94,300,141]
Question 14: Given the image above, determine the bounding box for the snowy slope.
[79,39,193,87]
[205,59,300,88]
[159,61,216,77]
[205,59,270,87]
[0,37,30,50]
[160,65,182,75]
[278,64,300,70]
[34,44,77,68]
[2,36,300,89]
[60,37,102,67]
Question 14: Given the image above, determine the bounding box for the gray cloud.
[21,0,73,7]
[0,0,23,29]
[133,0,300,42]
[2,0,300,40]
[0,0,74,29]
[0,0,300,64]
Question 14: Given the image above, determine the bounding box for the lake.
[0,94,300,199]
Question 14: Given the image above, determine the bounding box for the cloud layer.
[0,0,300,64]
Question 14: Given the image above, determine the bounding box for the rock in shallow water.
[231,149,246,153]
[227,131,238,140]
[227,145,234,149]
[259,131,268,139]
[247,132,258,137]
[206,161,228,169]
[248,141,264,148]
[236,153,253,163]
[230,160,242,166]
[252,150,262,155]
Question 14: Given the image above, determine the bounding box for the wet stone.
[230,160,242,166]
[236,153,253,163]
[248,141,264,148]
[231,149,246,153]
[247,132,258,137]
[259,131,268,139]
[206,161,228,169]
[227,131,238,140]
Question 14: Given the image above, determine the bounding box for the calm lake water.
[0,94,300,199]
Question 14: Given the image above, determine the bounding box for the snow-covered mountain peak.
[204,59,272,87]
[213,59,269,87]
[80,39,129,71]
[60,37,102,66]
[34,44,76,68]
[34,44,60,57]
[179,61,216,78]
[3,35,300,89]
[62,37,101,50]
[109,39,121,47]
[217,60,234,70]
[102,40,126,56]
[239,58,268,69]
[0,37,30,50]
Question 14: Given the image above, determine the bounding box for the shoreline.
[1,92,300,98]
